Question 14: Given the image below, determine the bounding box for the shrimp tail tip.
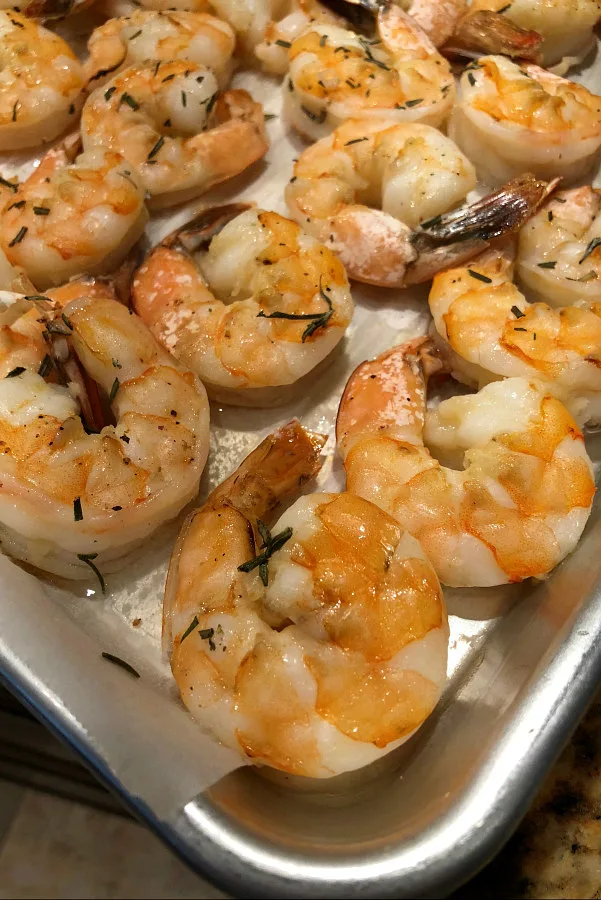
[444,10,543,63]
[161,203,253,253]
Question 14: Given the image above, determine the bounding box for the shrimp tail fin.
[209,420,327,525]
[443,10,543,62]
[337,338,441,455]
[406,174,557,284]
[161,203,253,254]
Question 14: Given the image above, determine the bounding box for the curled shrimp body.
[429,247,601,425]
[449,55,601,186]
[0,11,85,151]
[0,294,210,581]
[289,137,551,288]
[0,140,148,291]
[85,11,236,89]
[132,206,354,406]
[286,118,476,286]
[164,421,448,777]
[256,0,346,74]
[469,0,601,68]
[337,338,595,587]
[81,60,268,209]
[517,187,601,307]
[284,9,455,141]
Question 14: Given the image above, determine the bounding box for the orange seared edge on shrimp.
[337,338,595,587]
[164,421,448,777]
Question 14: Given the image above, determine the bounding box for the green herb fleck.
[0,177,17,193]
[105,86,117,101]
[147,135,165,161]
[181,615,199,643]
[537,260,556,269]
[579,237,601,264]
[109,378,119,402]
[275,39,291,47]
[101,652,139,678]
[511,305,525,319]
[468,269,492,283]
[33,206,50,216]
[5,366,25,378]
[344,137,368,146]
[78,553,105,593]
[74,497,83,522]
[8,226,26,247]
[238,520,293,586]
[119,92,139,111]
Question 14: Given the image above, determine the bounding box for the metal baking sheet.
[1,29,601,900]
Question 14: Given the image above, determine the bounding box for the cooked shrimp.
[337,338,595,586]
[0,294,210,581]
[449,55,601,186]
[133,206,354,406]
[81,60,268,208]
[286,118,476,285]
[399,0,467,46]
[288,130,552,288]
[0,140,148,291]
[0,11,85,151]
[429,246,601,425]
[85,10,235,89]
[469,0,601,67]
[256,0,346,74]
[444,8,543,61]
[164,420,448,777]
[284,8,455,141]
[517,186,601,307]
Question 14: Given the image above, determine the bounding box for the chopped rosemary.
[468,72,476,86]
[319,33,327,46]
[566,271,597,283]
[74,497,83,521]
[548,210,554,222]
[513,327,527,332]
[109,378,120,402]
[264,113,277,120]
[11,101,18,122]
[579,237,601,264]
[199,627,216,651]
[420,213,443,229]
[0,176,17,192]
[257,278,333,342]
[301,106,326,124]
[9,226,27,247]
[129,28,142,39]
[33,206,50,216]
[537,260,556,268]
[7,200,24,210]
[238,520,293,586]
[359,36,390,70]
[112,358,122,368]
[90,59,123,83]
[344,137,368,146]
[405,98,423,107]
[78,553,106,593]
[181,90,187,107]
[275,39,291,47]
[105,85,117,101]
[163,117,172,127]
[119,92,139,111]
[204,92,218,115]
[38,354,53,377]
[468,269,492,283]
[181,615,199,643]
[498,3,512,11]
[147,135,165,161]
[511,305,525,319]
[5,366,25,378]
[162,73,176,82]
[101,652,139,678]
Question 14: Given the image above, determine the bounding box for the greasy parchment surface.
[1,29,601,823]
